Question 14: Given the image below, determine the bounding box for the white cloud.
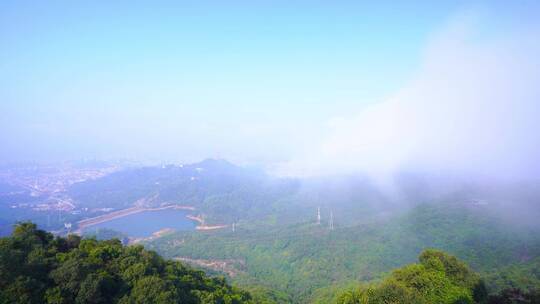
[279,14,540,182]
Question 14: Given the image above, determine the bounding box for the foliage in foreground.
[0,222,254,304]
[336,249,540,304]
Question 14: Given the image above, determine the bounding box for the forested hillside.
[1,222,538,304]
[335,249,540,304]
[68,159,301,224]
[146,202,540,303]
[0,223,254,304]
[2,161,539,303]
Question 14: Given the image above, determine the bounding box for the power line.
[170,224,352,247]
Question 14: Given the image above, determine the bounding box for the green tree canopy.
[336,249,487,304]
[0,222,254,304]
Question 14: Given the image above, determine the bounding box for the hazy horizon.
[2,1,540,181]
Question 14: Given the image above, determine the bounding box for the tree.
[0,222,256,304]
[120,276,177,304]
[336,249,483,304]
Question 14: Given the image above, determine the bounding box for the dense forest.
[334,249,540,304]
[1,222,539,303]
[147,202,540,303]
[0,222,253,304]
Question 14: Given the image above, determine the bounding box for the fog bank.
[279,14,540,184]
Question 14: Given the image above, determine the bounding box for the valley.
[1,159,539,303]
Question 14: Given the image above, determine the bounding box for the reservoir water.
[84,209,197,237]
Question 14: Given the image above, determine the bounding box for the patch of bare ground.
[130,228,176,244]
[175,257,246,277]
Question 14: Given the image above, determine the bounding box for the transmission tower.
[317,207,321,225]
[64,222,72,234]
[329,211,334,230]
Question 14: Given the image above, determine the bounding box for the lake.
[84,209,197,237]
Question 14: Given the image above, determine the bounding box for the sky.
[1,1,540,179]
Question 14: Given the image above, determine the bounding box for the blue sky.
[1,1,538,168]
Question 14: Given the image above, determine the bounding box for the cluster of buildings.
[0,163,120,213]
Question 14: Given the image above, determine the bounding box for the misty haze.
[1,1,539,304]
